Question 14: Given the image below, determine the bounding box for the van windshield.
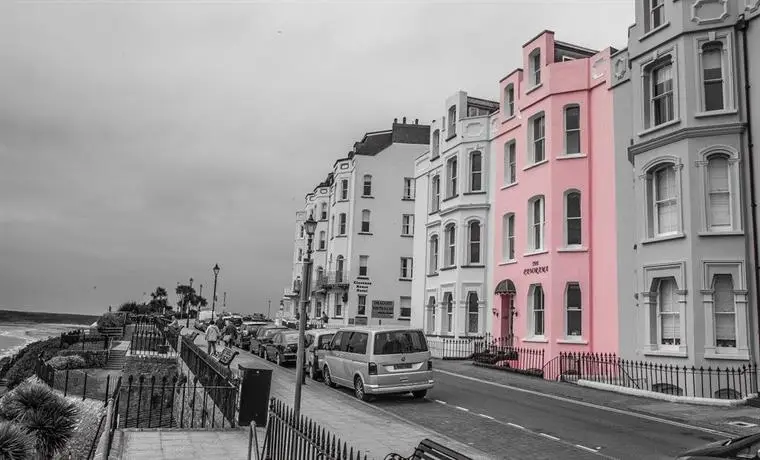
[373,331,428,355]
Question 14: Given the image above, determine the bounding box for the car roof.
[334,327,424,334]
[242,321,267,326]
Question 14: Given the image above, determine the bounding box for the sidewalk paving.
[119,429,252,460]
[435,359,760,436]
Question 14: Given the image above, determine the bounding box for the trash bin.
[237,364,273,427]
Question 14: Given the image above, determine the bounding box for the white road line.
[540,433,560,441]
[507,422,525,430]
[435,369,732,437]
[455,406,470,412]
[434,399,447,405]
[478,413,495,420]
[576,445,600,453]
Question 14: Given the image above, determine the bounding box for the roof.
[554,39,598,57]
[334,326,425,333]
[350,119,431,158]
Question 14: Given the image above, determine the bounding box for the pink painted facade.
[490,31,619,358]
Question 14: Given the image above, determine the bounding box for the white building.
[411,92,498,338]
[283,118,430,327]
[281,210,307,318]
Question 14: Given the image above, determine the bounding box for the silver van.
[320,327,434,401]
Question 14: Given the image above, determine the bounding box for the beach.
[0,322,86,359]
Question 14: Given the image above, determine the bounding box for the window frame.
[362,175,372,197]
[529,113,546,164]
[712,274,736,348]
[431,174,441,213]
[649,0,665,31]
[318,231,326,250]
[529,284,545,337]
[339,213,347,236]
[444,223,457,267]
[563,105,581,155]
[466,291,479,335]
[529,49,542,86]
[357,294,367,316]
[564,190,582,247]
[527,195,545,252]
[429,234,439,274]
[504,84,515,117]
[432,130,440,159]
[641,158,684,240]
[402,214,414,236]
[320,202,328,220]
[400,257,413,280]
[469,151,483,192]
[447,105,457,137]
[650,163,680,237]
[565,282,582,338]
[340,179,349,201]
[504,141,517,185]
[399,296,412,319]
[656,277,680,347]
[695,34,735,115]
[446,156,458,198]
[467,220,482,265]
[359,255,369,277]
[403,177,415,200]
[360,209,371,233]
[697,147,741,234]
[503,213,515,261]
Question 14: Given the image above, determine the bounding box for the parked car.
[229,315,244,328]
[263,331,300,366]
[677,432,760,459]
[235,321,268,350]
[250,325,288,357]
[321,327,433,401]
[305,329,335,380]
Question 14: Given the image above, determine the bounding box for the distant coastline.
[0,309,100,325]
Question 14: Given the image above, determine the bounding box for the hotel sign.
[523,260,549,276]
[371,300,394,318]
[353,279,372,293]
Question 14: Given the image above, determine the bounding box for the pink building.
[491,31,619,358]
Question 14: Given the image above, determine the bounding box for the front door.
[500,294,515,343]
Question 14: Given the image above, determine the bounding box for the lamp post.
[211,264,220,323]
[294,214,317,418]
[186,278,194,328]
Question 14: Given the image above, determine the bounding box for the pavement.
[118,429,252,460]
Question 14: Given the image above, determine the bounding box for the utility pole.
[268,299,271,320]
[294,214,316,418]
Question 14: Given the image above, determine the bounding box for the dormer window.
[504,84,515,117]
[447,106,456,137]
[529,49,542,86]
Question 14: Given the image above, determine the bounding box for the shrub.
[55,351,108,369]
[96,313,125,329]
[3,338,63,389]
[0,421,34,460]
[45,356,86,371]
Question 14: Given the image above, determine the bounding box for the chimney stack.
[415,119,419,124]
[402,116,407,124]
[394,118,398,124]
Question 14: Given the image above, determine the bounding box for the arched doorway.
[494,279,516,344]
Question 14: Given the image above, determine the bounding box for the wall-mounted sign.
[523,264,549,276]
[353,279,372,293]
[371,300,394,319]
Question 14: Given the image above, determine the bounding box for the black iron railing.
[59,330,111,350]
[472,336,545,376]
[104,376,123,459]
[34,355,114,403]
[426,335,485,360]
[130,328,175,357]
[262,398,368,460]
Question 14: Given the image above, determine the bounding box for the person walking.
[205,321,220,356]
[222,320,237,348]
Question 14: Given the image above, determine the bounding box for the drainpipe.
[736,14,758,363]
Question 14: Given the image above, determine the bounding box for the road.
[232,343,727,460]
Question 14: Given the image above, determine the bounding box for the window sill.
[357,232,373,236]
[428,210,440,216]
[556,153,587,160]
[522,337,549,343]
[356,276,369,280]
[331,317,343,320]
[398,278,412,282]
[638,22,670,42]
[335,235,347,239]
[461,264,485,269]
[557,246,587,253]
[401,197,415,201]
[361,195,374,199]
[523,250,548,257]
[397,317,411,321]
[446,133,457,141]
[440,266,457,272]
[355,315,367,318]
[431,155,440,161]
[442,194,459,203]
[704,351,751,361]
[694,109,738,119]
[427,272,439,278]
[698,230,744,237]
[501,182,518,191]
[501,115,516,124]
[523,159,549,171]
[315,248,327,252]
[463,191,487,196]
[556,338,588,345]
[641,232,686,245]
[400,234,414,238]
[338,199,350,203]
[525,83,544,95]
[637,118,681,137]
[499,260,518,266]
[643,349,687,358]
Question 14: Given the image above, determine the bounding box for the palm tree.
[0,421,34,460]
[0,381,78,460]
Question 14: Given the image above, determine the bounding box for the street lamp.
[186,277,194,328]
[211,264,221,323]
[294,213,317,418]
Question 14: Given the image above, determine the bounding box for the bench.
[217,347,239,368]
[384,439,472,460]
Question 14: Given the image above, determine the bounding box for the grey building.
[613,0,760,378]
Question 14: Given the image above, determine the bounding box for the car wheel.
[412,390,428,399]
[354,376,370,402]
[323,366,336,388]
[276,353,282,366]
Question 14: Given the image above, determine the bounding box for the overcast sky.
[0,0,634,316]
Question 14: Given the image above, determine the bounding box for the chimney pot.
[415,118,419,124]
[403,116,407,124]
[394,118,398,123]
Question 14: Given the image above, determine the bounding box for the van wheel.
[323,366,336,388]
[412,389,428,399]
[354,377,370,402]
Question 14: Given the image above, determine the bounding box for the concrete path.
[119,429,251,460]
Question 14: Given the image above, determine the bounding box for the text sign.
[353,279,372,293]
[523,265,549,276]
[371,300,395,319]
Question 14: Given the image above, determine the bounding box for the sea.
[0,323,88,360]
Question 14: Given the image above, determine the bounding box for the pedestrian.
[222,320,236,348]
[205,321,220,356]
[321,312,328,327]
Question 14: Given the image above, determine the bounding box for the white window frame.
[467,220,482,265]
[399,296,412,319]
[357,294,367,316]
[403,177,415,199]
[359,255,368,277]
[431,174,441,212]
[503,213,515,262]
[528,284,545,338]
[640,157,684,240]
[565,282,582,338]
[469,151,483,192]
[641,262,687,355]
[318,231,326,250]
[527,196,545,252]
[320,202,328,220]
[695,33,735,115]
[656,278,680,347]
[447,106,457,136]
[696,146,741,234]
[444,292,454,334]
[702,261,749,358]
[529,113,546,164]
[429,234,439,275]
[445,224,456,267]
[504,141,516,185]
[641,49,679,130]
[563,105,581,155]
[363,175,372,197]
[504,84,515,117]
[339,213,347,235]
[402,214,414,236]
[432,130,440,158]
[360,210,370,233]
[426,296,437,334]
[648,0,665,30]
[340,179,349,200]
[400,257,413,280]
[447,156,458,198]
[529,49,541,86]
[564,190,582,247]
[711,274,736,348]
[466,291,480,335]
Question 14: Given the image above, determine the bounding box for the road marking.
[455,406,470,412]
[540,433,560,441]
[576,444,599,453]
[435,369,732,437]
[507,422,525,430]
[478,413,494,420]
[434,399,447,405]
